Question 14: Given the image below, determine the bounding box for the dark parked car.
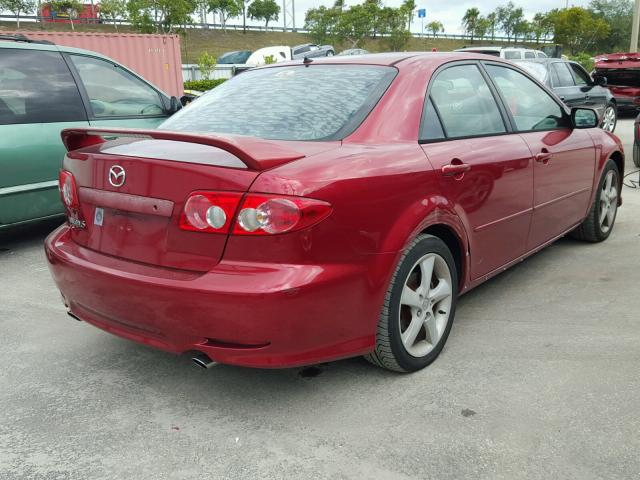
[217,50,252,65]
[516,58,617,132]
[291,43,334,59]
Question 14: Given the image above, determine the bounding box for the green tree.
[207,0,242,31]
[197,51,216,79]
[513,18,530,41]
[547,6,610,54]
[400,0,416,30]
[98,0,127,30]
[0,0,35,28]
[304,5,339,44]
[475,16,492,41]
[589,0,633,51]
[486,12,497,40]
[334,2,376,48]
[426,20,444,37]
[247,0,279,29]
[530,12,553,45]
[46,0,83,30]
[462,7,480,43]
[378,5,411,51]
[495,2,523,43]
[127,0,197,33]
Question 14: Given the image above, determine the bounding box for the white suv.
[455,46,548,60]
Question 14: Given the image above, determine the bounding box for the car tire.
[326,50,335,57]
[570,159,620,242]
[365,234,458,372]
[600,103,617,133]
[633,143,640,168]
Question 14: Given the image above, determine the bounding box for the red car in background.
[46,53,624,372]
[594,52,640,113]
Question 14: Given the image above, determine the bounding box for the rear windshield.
[161,64,397,141]
[595,69,640,87]
[515,61,549,84]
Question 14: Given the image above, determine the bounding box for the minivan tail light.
[233,194,332,235]
[179,192,243,233]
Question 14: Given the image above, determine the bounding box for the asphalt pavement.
[1,118,639,479]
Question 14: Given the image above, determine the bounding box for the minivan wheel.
[601,104,617,133]
[570,159,619,242]
[366,235,458,372]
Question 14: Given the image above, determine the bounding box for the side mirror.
[168,96,182,114]
[594,76,607,87]
[572,107,598,129]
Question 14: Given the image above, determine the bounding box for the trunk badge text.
[108,165,126,188]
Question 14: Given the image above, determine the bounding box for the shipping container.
[4,31,183,96]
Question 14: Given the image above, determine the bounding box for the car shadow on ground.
[0,217,64,253]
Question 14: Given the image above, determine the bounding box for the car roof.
[252,52,522,71]
[515,58,572,65]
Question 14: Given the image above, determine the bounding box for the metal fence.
[0,14,554,44]
[182,64,235,82]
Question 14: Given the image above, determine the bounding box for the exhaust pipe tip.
[192,353,218,369]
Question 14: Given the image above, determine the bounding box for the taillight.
[233,194,332,235]
[179,192,332,235]
[179,192,243,233]
[58,170,85,228]
[58,170,79,208]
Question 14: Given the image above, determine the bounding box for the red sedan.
[46,53,624,372]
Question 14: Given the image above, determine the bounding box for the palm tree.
[462,7,480,43]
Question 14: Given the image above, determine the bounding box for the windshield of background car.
[514,61,549,84]
[160,65,397,141]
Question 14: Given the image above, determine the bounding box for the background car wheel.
[633,143,640,168]
[326,50,335,57]
[600,103,617,133]
[366,234,458,372]
[570,159,619,242]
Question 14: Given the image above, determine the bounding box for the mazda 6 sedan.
[46,53,624,372]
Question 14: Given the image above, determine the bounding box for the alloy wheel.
[601,106,616,132]
[599,170,618,234]
[399,253,453,358]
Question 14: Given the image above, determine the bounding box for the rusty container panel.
[7,31,183,96]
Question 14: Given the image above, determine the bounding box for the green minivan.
[0,35,180,229]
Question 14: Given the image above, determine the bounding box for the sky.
[280,0,592,34]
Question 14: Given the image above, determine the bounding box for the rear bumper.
[45,225,392,368]
[613,95,640,111]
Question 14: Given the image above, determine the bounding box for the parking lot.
[0,118,638,479]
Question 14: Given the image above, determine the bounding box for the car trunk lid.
[60,128,330,272]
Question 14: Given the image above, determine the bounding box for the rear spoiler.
[61,128,305,171]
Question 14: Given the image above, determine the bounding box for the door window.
[69,55,165,118]
[569,63,591,86]
[486,64,569,131]
[0,48,86,125]
[550,62,575,87]
[426,65,506,139]
[524,51,535,59]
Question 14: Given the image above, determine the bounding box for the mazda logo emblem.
[108,165,126,188]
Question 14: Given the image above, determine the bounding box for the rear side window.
[427,65,506,139]
[420,98,445,141]
[504,51,522,59]
[0,48,86,125]
[551,62,575,87]
[524,51,535,59]
[161,65,397,141]
[486,65,568,131]
[569,63,591,86]
[69,54,165,118]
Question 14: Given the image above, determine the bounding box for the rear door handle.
[535,150,553,164]
[442,162,471,176]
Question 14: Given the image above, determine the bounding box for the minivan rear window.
[596,69,640,87]
[160,65,397,141]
